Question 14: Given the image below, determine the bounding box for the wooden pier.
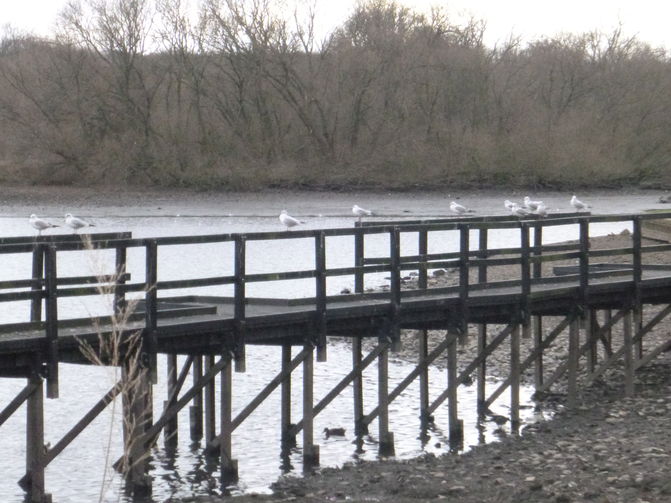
[2,212,671,501]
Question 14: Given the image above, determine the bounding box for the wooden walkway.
[2,212,671,502]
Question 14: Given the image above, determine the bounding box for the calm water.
[0,191,650,502]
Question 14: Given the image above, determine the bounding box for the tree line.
[1,0,670,190]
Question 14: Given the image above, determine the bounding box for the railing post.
[632,217,644,359]
[315,231,327,362]
[234,236,247,372]
[458,224,470,340]
[579,219,589,313]
[418,229,428,290]
[354,225,365,293]
[114,245,127,316]
[389,227,401,351]
[30,245,45,323]
[520,223,531,340]
[145,240,158,383]
[44,245,59,399]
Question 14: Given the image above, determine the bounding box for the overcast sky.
[2,0,670,49]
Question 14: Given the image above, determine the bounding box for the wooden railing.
[2,212,671,396]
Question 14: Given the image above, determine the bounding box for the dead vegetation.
[1,1,670,190]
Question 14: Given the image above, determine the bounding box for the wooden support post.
[302,344,319,468]
[44,245,59,399]
[389,227,401,352]
[164,354,178,449]
[30,245,44,322]
[281,344,295,447]
[25,370,50,503]
[532,223,543,390]
[567,315,580,410]
[587,310,598,373]
[476,324,487,415]
[533,316,543,391]
[510,324,520,427]
[220,352,238,484]
[190,356,203,442]
[447,328,463,445]
[605,310,613,346]
[419,329,431,426]
[477,228,487,416]
[354,226,364,293]
[204,355,216,445]
[634,307,643,360]
[623,309,634,396]
[234,236,247,372]
[315,231,327,361]
[352,337,366,435]
[377,335,395,456]
[126,368,152,495]
[144,241,158,384]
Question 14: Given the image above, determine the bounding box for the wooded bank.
[1,0,670,190]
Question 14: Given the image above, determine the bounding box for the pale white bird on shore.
[450,201,474,215]
[510,203,531,218]
[524,196,543,211]
[279,210,304,230]
[65,213,95,233]
[29,214,59,235]
[570,195,590,211]
[352,204,372,223]
[504,199,515,210]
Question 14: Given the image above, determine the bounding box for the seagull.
[279,210,304,230]
[524,196,543,211]
[504,199,515,210]
[450,201,473,215]
[29,214,59,235]
[65,213,95,233]
[534,202,548,217]
[510,203,531,218]
[570,195,590,211]
[352,204,372,223]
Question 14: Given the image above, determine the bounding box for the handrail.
[0,211,667,384]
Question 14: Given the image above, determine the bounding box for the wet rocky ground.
[178,231,671,503]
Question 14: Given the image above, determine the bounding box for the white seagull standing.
[524,196,543,211]
[352,204,373,223]
[279,210,304,230]
[570,195,590,211]
[65,213,95,233]
[29,214,59,235]
[504,199,515,210]
[450,201,473,215]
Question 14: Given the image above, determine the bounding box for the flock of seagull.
[278,194,591,230]
[28,195,592,235]
[29,213,94,235]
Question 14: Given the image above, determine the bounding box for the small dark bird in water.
[323,427,346,437]
[490,414,509,425]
